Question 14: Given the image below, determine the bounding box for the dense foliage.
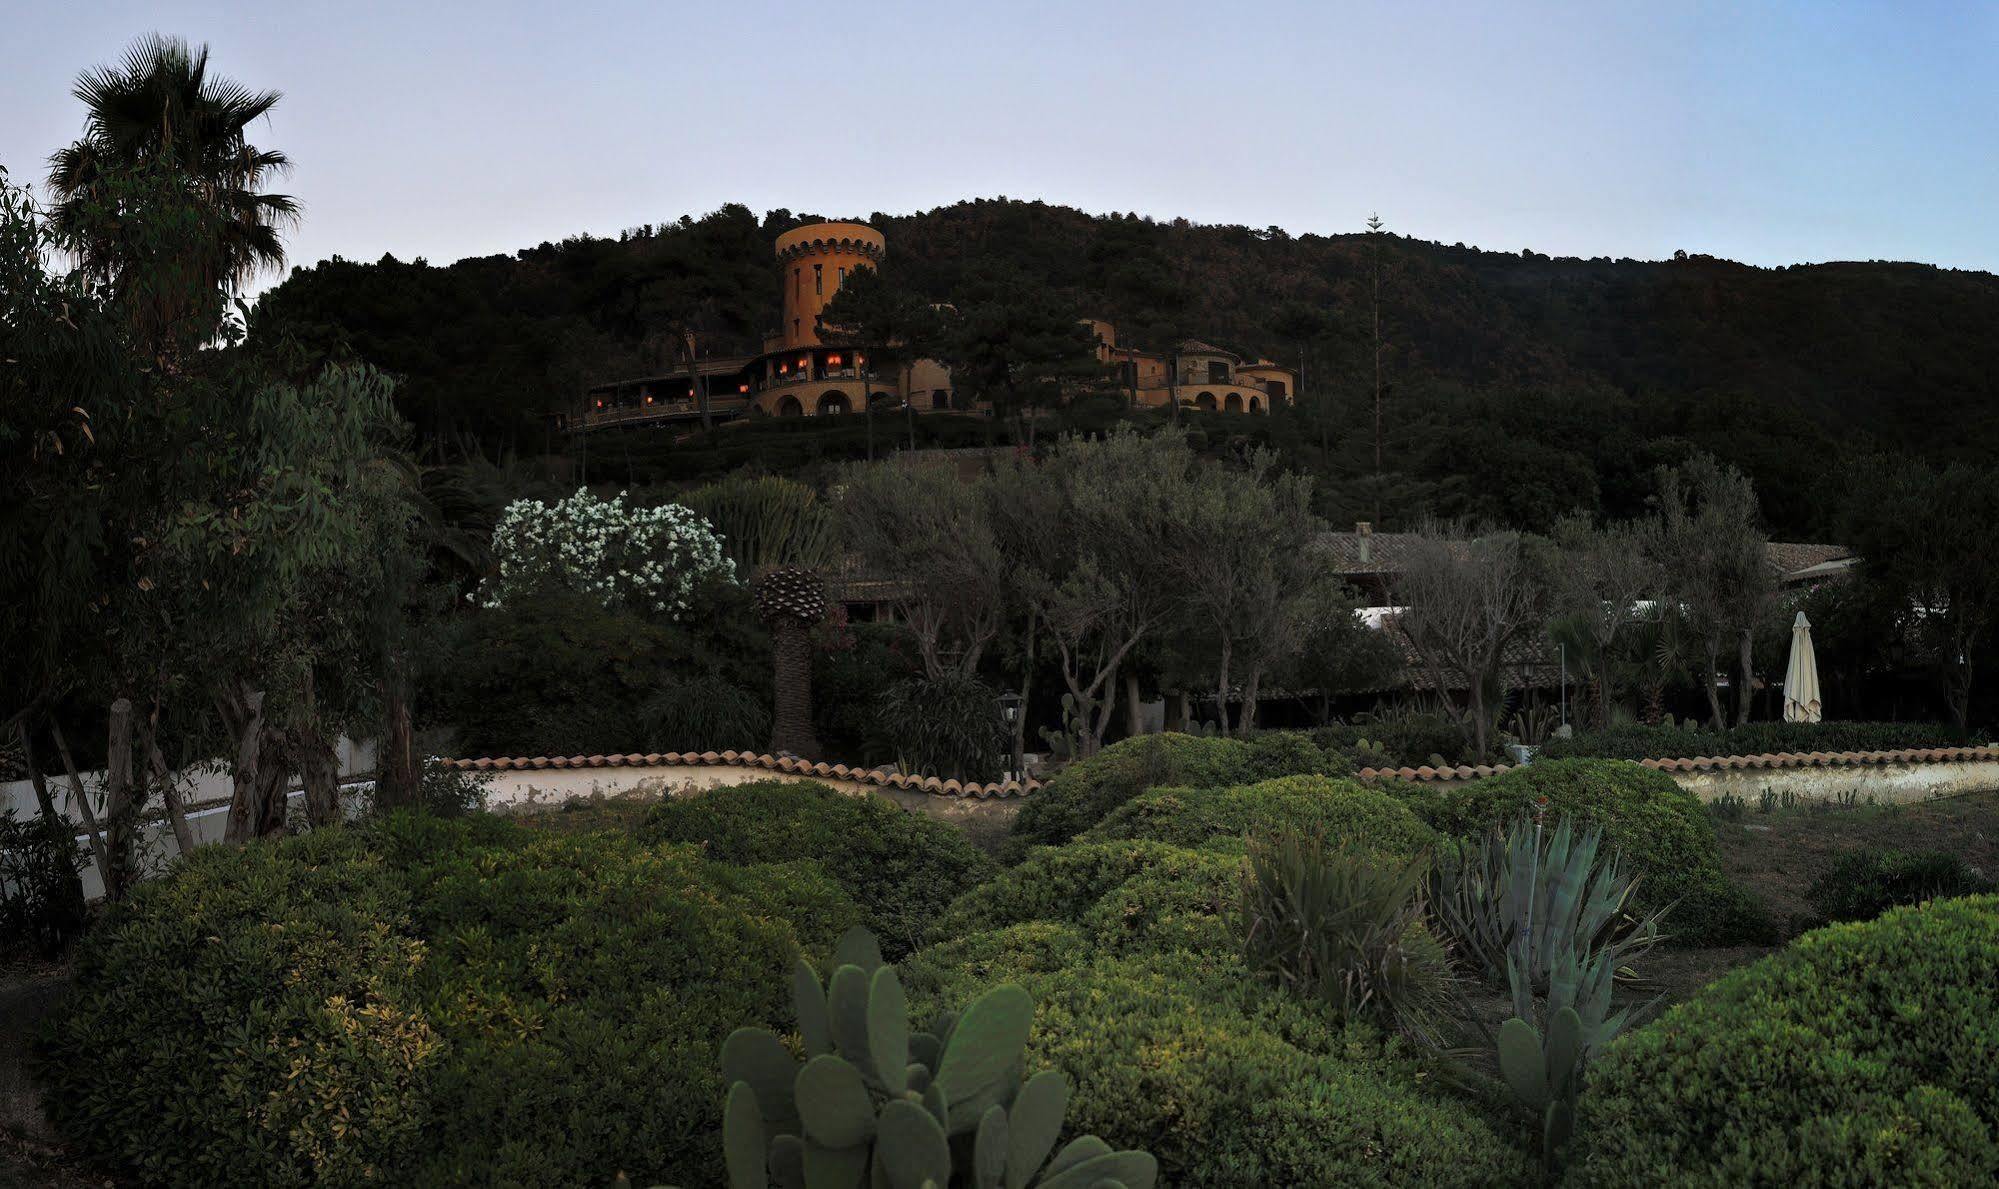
[1568,896,1999,1187]
[1409,759,1772,944]
[1540,719,1986,761]
[1805,847,1993,925]
[636,780,992,957]
[35,813,860,1187]
[0,809,89,957]
[255,198,1999,540]
[1080,774,1436,855]
[1006,732,1350,853]
[419,586,769,757]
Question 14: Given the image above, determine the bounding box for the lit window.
[828,354,842,366]
[738,383,750,394]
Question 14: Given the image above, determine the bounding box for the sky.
[5,0,1996,290]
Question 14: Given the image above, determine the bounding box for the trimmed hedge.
[935,840,1240,956]
[636,779,993,956]
[1540,720,1986,762]
[901,940,1532,1187]
[36,814,861,1188]
[1568,896,1999,1187]
[1408,758,1773,944]
[1006,731,1351,854]
[1081,774,1438,855]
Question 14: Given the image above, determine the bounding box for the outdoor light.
[998,692,1023,724]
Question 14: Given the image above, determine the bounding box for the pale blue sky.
[5,0,1995,287]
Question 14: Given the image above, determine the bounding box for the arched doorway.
[1196,391,1217,412]
[1248,395,1263,414]
[932,389,950,410]
[1224,392,1243,413]
[776,395,803,418]
[817,391,850,416]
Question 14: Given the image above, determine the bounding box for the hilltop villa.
[577,221,1300,431]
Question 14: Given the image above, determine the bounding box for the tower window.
[814,264,823,295]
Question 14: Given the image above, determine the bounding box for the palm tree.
[47,34,298,291]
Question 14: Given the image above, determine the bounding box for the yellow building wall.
[775,222,887,351]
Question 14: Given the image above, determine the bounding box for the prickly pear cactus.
[716,926,1156,1189]
[1037,693,1089,763]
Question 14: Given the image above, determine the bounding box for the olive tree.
[1652,456,1771,728]
[1392,526,1546,760]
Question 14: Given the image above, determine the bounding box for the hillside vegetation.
[256,198,1999,537]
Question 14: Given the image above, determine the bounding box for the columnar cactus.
[718,926,1156,1189]
[754,565,827,759]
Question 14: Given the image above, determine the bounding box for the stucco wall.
[1669,758,1999,806]
[477,764,1020,850]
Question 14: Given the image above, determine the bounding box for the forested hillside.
[254,198,1999,538]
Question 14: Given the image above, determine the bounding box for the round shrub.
[1568,896,1999,1187]
[636,779,993,957]
[905,944,1531,1188]
[35,828,437,1188]
[1081,774,1437,856]
[1007,731,1346,853]
[37,815,862,1188]
[935,840,1239,956]
[1409,758,1768,943]
[1805,847,1993,925]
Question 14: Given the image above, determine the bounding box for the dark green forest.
[254,197,1999,538]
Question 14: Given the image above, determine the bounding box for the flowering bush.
[481,489,734,618]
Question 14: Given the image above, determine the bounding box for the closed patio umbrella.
[1783,611,1822,723]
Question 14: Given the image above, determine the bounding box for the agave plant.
[713,926,1155,1189]
[1429,813,1667,990]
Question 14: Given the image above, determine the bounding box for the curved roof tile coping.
[439,749,1041,799]
[444,744,1998,795]
[1353,744,1999,783]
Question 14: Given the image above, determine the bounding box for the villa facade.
[577,221,1299,432]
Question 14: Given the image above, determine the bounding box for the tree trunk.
[223,686,292,842]
[375,672,420,812]
[1734,628,1755,727]
[103,699,142,900]
[1166,691,1188,733]
[1469,684,1490,762]
[48,719,111,890]
[1123,672,1144,739]
[143,724,196,859]
[1241,666,1263,737]
[1213,637,1233,737]
[1701,642,1727,730]
[768,620,822,759]
[300,731,342,828]
[1011,611,1037,778]
[19,725,61,824]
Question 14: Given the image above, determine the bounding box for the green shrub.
[1007,732,1346,854]
[874,673,1010,781]
[420,586,769,757]
[1410,759,1769,944]
[1568,896,1999,1187]
[36,815,863,1188]
[1239,830,1454,1046]
[903,945,1531,1188]
[1313,714,1468,767]
[1081,774,1436,856]
[35,828,437,1188]
[936,840,1239,957]
[1540,720,1986,762]
[1805,847,1993,924]
[0,809,88,958]
[636,780,992,957]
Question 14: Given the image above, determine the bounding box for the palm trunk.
[768,620,821,759]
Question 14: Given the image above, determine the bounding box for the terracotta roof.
[1317,532,1852,582]
[1176,339,1237,357]
[439,749,1038,799]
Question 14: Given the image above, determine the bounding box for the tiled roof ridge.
[1354,744,1999,783]
[439,750,1039,799]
